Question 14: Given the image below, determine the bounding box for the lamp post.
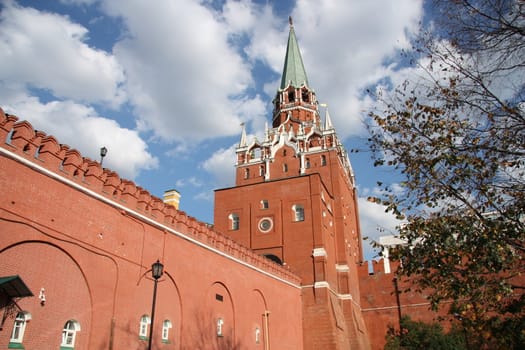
[100,146,108,166]
[148,260,164,350]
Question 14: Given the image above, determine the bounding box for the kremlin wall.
[0,109,303,349]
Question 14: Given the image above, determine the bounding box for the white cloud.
[175,177,203,189]
[241,4,288,73]
[221,0,257,34]
[102,0,255,143]
[59,0,99,5]
[243,0,424,140]
[358,196,403,260]
[0,1,125,106]
[2,90,157,179]
[201,144,236,188]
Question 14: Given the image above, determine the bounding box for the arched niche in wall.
[201,281,237,349]
[251,289,269,347]
[136,263,182,349]
[0,241,94,348]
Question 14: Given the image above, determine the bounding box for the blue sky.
[0,0,427,260]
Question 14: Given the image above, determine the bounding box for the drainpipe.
[263,310,271,350]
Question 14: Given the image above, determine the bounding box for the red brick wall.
[358,260,450,350]
[215,157,371,349]
[0,110,303,350]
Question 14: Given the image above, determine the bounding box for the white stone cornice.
[307,281,353,301]
[312,247,327,257]
[336,264,349,272]
[314,281,329,289]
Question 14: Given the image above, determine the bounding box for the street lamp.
[100,146,108,166]
[148,260,164,350]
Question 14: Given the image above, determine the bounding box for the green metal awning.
[0,275,33,298]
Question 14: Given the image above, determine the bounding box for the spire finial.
[289,16,293,27]
[239,122,247,147]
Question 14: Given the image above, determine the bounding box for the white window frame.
[139,315,151,339]
[293,204,305,222]
[162,319,172,343]
[61,320,80,348]
[10,311,31,344]
[216,318,224,337]
[229,213,239,230]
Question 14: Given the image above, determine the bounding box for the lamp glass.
[100,146,108,157]
[152,260,164,280]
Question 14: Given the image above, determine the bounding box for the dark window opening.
[288,90,295,102]
[263,254,283,265]
[302,90,309,102]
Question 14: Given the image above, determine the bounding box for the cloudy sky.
[0,0,427,260]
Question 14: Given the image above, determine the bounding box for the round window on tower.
[258,218,273,233]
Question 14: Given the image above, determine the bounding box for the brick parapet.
[0,107,301,286]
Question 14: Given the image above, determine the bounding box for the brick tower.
[214,18,370,350]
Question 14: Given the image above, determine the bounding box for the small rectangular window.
[217,318,224,337]
[293,204,305,222]
[261,200,269,209]
[10,312,30,344]
[215,294,224,302]
[139,315,150,339]
[229,213,240,230]
[162,320,172,343]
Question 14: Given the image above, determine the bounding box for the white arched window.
[61,320,81,348]
[292,204,305,222]
[139,315,151,339]
[10,311,31,345]
[229,213,239,230]
[162,320,172,343]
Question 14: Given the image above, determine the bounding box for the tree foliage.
[368,0,525,347]
[384,316,466,350]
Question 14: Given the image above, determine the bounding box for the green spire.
[280,17,309,90]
